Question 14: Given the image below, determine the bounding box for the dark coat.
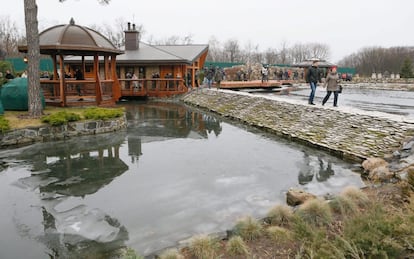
[307,66,320,83]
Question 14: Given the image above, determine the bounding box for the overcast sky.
[1,0,413,62]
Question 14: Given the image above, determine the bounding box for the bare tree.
[224,39,241,63]
[278,40,290,64]
[0,16,25,57]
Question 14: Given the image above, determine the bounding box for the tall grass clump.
[341,203,404,258]
[41,111,81,126]
[407,167,414,188]
[188,235,219,259]
[233,216,263,241]
[296,198,333,227]
[83,107,124,120]
[340,186,371,208]
[0,115,10,132]
[266,226,292,244]
[226,236,250,257]
[159,248,184,259]
[266,204,294,226]
[329,195,358,218]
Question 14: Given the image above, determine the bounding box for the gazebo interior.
[19,18,124,107]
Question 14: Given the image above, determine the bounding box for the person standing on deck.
[75,68,84,96]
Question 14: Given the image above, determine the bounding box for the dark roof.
[18,18,123,56]
[292,59,336,68]
[116,42,208,64]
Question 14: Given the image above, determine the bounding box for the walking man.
[306,60,320,105]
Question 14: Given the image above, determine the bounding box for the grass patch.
[233,216,263,241]
[266,204,294,226]
[41,110,81,126]
[329,195,358,218]
[341,186,371,208]
[266,226,292,244]
[0,115,11,133]
[188,235,219,259]
[296,198,333,227]
[159,248,184,259]
[226,236,250,257]
[83,107,124,120]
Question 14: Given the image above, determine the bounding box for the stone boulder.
[286,188,316,206]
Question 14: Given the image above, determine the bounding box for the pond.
[0,101,365,258]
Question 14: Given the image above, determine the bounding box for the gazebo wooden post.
[94,54,102,105]
[52,54,58,82]
[111,55,121,101]
[104,55,109,80]
[59,55,66,107]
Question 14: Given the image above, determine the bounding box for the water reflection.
[0,101,365,258]
[298,152,335,185]
[10,132,130,258]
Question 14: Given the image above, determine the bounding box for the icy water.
[0,101,365,258]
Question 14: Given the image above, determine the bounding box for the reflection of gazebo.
[18,18,124,107]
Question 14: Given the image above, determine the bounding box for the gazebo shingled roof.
[19,18,123,56]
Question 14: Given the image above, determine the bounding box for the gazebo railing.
[119,78,187,97]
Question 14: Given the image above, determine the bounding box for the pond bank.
[182,89,414,162]
[0,115,127,147]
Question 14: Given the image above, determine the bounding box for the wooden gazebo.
[19,18,124,107]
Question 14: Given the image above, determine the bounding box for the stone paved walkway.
[182,89,414,162]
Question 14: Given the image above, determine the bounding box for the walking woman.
[322,67,340,107]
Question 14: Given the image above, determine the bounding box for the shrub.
[340,186,371,208]
[342,204,404,258]
[266,226,292,243]
[189,235,219,259]
[407,167,414,188]
[226,236,249,257]
[266,204,294,226]
[0,116,11,133]
[296,198,333,227]
[233,216,263,241]
[41,111,81,126]
[159,248,184,259]
[83,107,124,120]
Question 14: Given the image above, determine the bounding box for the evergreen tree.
[400,58,414,78]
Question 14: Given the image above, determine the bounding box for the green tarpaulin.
[1,78,45,111]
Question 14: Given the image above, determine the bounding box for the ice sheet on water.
[13,175,59,191]
[50,205,121,243]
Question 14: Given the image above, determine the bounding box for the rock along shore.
[182,89,414,162]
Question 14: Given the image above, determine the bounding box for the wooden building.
[67,22,209,98]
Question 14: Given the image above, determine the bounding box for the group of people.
[307,60,341,107]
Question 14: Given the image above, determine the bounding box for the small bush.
[296,198,333,227]
[341,186,371,208]
[159,248,184,259]
[233,216,263,241]
[267,226,292,244]
[342,204,404,258]
[0,116,11,133]
[83,107,124,120]
[329,195,358,217]
[41,111,81,126]
[226,236,249,257]
[266,204,294,226]
[189,235,219,259]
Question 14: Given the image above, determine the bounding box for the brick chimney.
[124,22,139,51]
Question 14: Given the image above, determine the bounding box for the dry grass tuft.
[159,248,184,259]
[296,198,333,227]
[266,204,294,226]
[226,235,250,257]
[233,216,263,241]
[188,234,219,259]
